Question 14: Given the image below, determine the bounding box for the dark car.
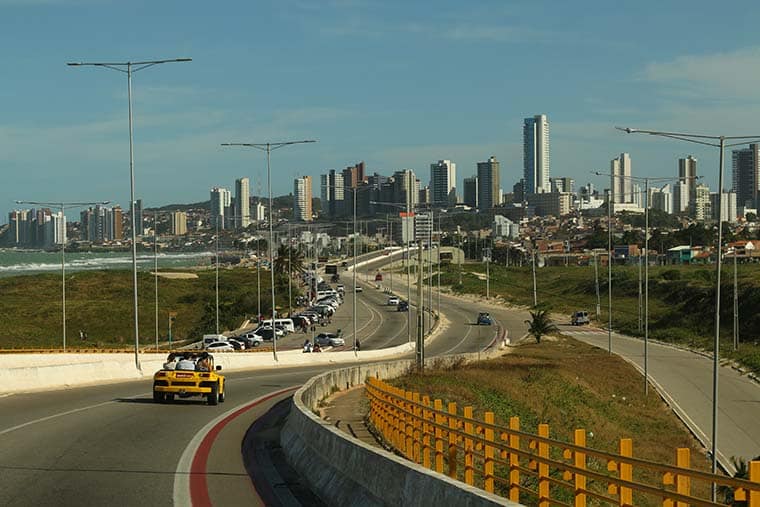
[397,301,409,312]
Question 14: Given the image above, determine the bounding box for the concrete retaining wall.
[0,342,416,394]
[281,348,520,506]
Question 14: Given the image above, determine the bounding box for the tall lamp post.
[16,199,108,351]
[68,57,192,370]
[617,126,760,493]
[223,140,316,362]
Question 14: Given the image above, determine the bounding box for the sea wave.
[0,252,214,273]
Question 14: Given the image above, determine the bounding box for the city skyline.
[4,2,760,219]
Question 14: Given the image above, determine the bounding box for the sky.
[3,0,760,220]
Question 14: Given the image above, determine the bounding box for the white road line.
[0,400,117,437]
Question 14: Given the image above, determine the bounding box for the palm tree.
[525,308,558,343]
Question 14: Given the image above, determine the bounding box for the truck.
[571,311,590,326]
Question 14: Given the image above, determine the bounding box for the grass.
[387,335,712,505]
[0,267,297,349]
[436,261,760,375]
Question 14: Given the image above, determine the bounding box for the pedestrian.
[79,330,84,341]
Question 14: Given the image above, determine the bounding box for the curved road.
[0,254,529,506]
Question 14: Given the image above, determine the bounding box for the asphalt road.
[0,254,531,506]
[562,326,760,471]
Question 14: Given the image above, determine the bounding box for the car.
[251,327,278,341]
[236,334,263,348]
[355,286,363,293]
[315,332,345,347]
[571,311,590,326]
[336,284,345,293]
[153,352,226,405]
[477,312,493,325]
[256,325,284,337]
[387,296,400,306]
[206,341,235,351]
[227,338,245,350]
[397,301,409,312]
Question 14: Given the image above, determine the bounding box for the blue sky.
[3,0,760,220]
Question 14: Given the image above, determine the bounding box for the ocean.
[0,249,214,277]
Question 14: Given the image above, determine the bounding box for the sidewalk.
[319,385,381,450]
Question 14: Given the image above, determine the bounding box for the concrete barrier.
[280,347,518,506]
[0,342,416,394]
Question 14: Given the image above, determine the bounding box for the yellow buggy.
[153,352,226,406]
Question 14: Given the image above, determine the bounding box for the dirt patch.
[152,272,199,279]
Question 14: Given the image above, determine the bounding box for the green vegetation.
[0,267,294,349]
[524,308,558,343]
[439,261,760,375]
[388,336,710,504]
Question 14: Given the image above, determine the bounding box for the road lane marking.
[173,385,300,507]
[0,400,117,437]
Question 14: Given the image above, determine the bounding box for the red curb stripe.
[189,385,301,507]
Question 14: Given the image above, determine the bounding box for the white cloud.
[643,47,760,101]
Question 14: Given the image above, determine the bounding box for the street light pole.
[68,57,191,370]
[154,210,159,351]
[222,140,316,362]
[618,126,760,493]
[215,218,220,334]
[16,199,108,351]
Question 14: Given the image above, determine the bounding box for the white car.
[315,332,345,347]
[355,286,363,293]
[206,341,234,352]
[387,296,400,306]
[255,325,284,337]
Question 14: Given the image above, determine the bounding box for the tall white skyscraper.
[210,187,231,229]
[611,153,632,203]
[430,159,457,205]
[235,177,250,228]
[523,114,551,194]
[294,176,313,222]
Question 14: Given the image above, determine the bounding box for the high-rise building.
[463,177,478,208]
[80,204,122,242]
[392,169,419,210]
[732,144,760,208]
[611,153,632,204]
[477,156,500,211]
[692,183,711,221]
[710,190,738,223]
[523,114,551,194]
[650,184,672,214]
[254,202,266,222]
[550,177,574,194]
[430,159,457,206]
[210,187,231,229]
[133,199,143,236]
[235,177,250,228]
[414,212,433,243]
[294,176,313,222]
[171,211,188,235]
[675,156,698,212]
[326,169,345,217]
[419,186,430,206]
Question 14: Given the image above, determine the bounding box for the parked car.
[227,338,245,350]
[571,311,590,326]
[477,312,493,325]
[397,301,409,312]
[252,327,277,341]
[315,332,345,347]
[235,334,263,348]
[206,341,235,352]
[387,296,400,306]
[355,286,363,293]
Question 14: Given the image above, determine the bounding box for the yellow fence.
[366,377,760,506]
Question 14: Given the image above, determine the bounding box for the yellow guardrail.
[366,377,760,506]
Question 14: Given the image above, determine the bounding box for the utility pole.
[416,239,424,369]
